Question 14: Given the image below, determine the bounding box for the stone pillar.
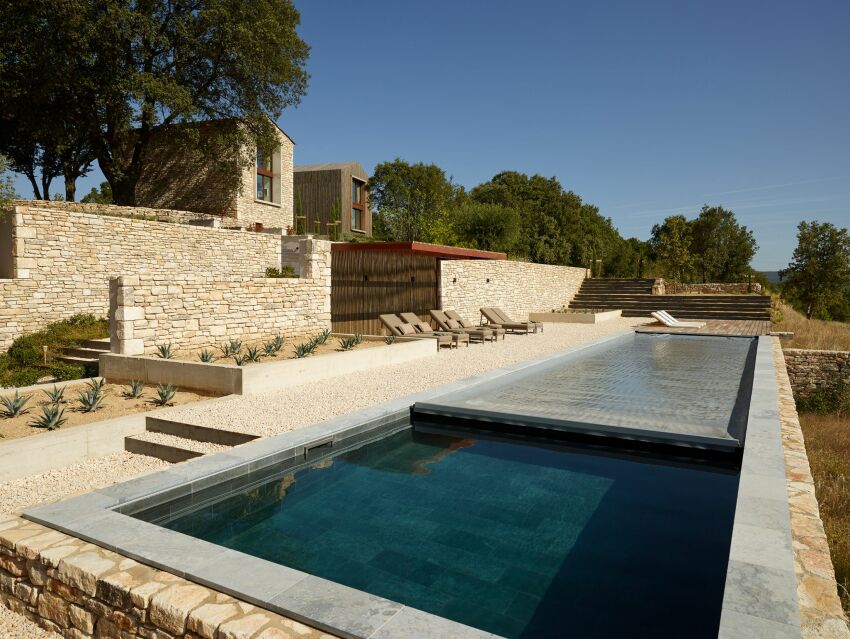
[109,276,145,355]
[9,208,32,280]
[298,238,331,282]
[652,278,666,295]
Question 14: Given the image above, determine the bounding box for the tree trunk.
[64,175,76,202]
[109,175,138,206]
[26,171,42,200]
[40,173,52,201]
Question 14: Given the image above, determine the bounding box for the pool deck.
[637,319,772,337]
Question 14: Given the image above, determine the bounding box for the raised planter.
[100,337,437,396]
[528,309,622,324]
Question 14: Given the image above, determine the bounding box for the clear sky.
[13,0,849,269]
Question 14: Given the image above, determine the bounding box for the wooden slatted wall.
[331,250,440,335]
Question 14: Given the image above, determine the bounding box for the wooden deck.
[636,319,772,337]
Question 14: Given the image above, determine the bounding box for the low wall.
[659,279,763,295]
[0,203,284,349]
[440,260,585,324]
[784,348,850,396]
[109,238,331,355]
[0,517,336,639]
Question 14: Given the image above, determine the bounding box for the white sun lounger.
[651,311,706,329]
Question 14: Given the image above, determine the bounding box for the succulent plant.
[233,353,248,366]
[1,391,31,418]
[353,333,363,345]
[123,380,145,399]
[338,335,359,351]
[293,341,315,358]
[154,384,176,407]
[314,328,331,345]
[77,387,104,413]
[262,340,278,357]
[155,343,174,359]
[86,377,106,393]
[30,404,67,430]
[228,339,243,355]
[199,349,215,363]
[385,335,396,345]
[43,385,66,405]
[245,345,262,362]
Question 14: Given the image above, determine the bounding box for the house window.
[256,147,274,202]
[352,180,362,204]
[351,178,365,231]
[352,207,363,232]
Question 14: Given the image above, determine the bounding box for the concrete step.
[145,417,259,446]
[61,347,108,359]
[82,338,111,351]
[125,431,232,464]
[57,355,100,367]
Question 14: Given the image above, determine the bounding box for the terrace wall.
[658,279,764,295]
[440,259,586,323]
[110,239,331,355]
[0,203,283,349]
[783,348,850,396]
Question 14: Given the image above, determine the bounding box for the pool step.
[125,416,260,463]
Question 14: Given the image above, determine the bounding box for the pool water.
[147,428,739,638]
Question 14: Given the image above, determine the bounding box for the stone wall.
[111,239,331,355]
[235,131,295,231]
[659,279,763,295]
[0,515,337,639]
[10,200,220,225]
[0,204,283,349]
[440,259,586,323]
[783,348,850,396]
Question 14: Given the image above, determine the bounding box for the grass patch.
[775,303,850,351]
[799,411,850,613]
[0,314,108,388]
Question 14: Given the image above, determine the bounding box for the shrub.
[1,391,31,418]
[220,339,243,357]
[245,346,262,362]
[265,266,298,278]
[314,329,331,345]
[338,335,360,351]
[43,385,66,405]
[199,349,215,363]
[262,338,281,357]
[30,405,67,430]
[155,343,174,359]
[123,380,145,399]
[154,384,176,406]
[293,341,315,358]
[77,387,104,413]
[796,382,850,417]
[51,362,88,382]
[233,354,248,366]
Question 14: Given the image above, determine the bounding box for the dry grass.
[799,411,850,612]
[775,303,850,351]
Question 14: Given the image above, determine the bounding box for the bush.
[265,266,297,278]
[796,382,850,417]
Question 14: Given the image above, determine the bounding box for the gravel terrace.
[0,318,647,638]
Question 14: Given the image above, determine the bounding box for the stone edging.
[774,341,850,638]
[0,515,338,639]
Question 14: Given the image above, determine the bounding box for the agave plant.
[227,339,243,356]
[293,341,315,358]
[245,346,263,362]
[385,335,396,345]
[78,387,104,413]
[199,349,215,363]
[314,328,331,345]
[353,333,364,345]
[155,343,174,359]
[154,384,176,407]
[43,385,66,405]
[233,353,248,367]
[338,335,359,351]
[262,340,278,357]
[30,404,67,430]
[1,391,31,418]
[86,377,106,393]
[123,380,145,399]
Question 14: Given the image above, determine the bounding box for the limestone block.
[116,306,145,321]
[58,551,119,596]
[116,338,145,355]
[149,583,213,635]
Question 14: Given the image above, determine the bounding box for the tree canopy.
[450,201,521,253]
[0,154,16,212]
[0,0,309,204]
[649,215,695,282]
[690,205,758,282]
[781,221,850,320]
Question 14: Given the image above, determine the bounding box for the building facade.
[293,162,372,237]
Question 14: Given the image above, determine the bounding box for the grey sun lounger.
[429,309,496,343]
[481,307,542,334]
[379,314,464,349]
[445,310,506,340]
[398,312,470,348]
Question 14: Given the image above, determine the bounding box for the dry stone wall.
[658,279,764,295]
[0,204,283,349]
[783,348,850,396]
[0,515,338,639]
[440,259,586,324]
[111,239,331,355]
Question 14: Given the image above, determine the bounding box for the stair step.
[125,431,232,463]
[82,338,111,351]
[57,355,100,366]
[146,417,259,446]
[62,347,108,359]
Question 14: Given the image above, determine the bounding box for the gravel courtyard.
[0,318,647,638]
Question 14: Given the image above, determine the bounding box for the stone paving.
[774,339,850,638]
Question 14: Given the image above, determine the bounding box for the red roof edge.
[330,242,506,260]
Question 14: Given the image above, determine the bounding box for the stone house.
[135,119,295,230]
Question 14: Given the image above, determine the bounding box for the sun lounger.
[397,312,470,348]
[480,307,542,334]
[651,311,706,329]
[429,310,496,343]
[379,314,456,348]
[445,310,506,340]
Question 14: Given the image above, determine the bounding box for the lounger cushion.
[456,318,472,328]
[398,323,415,335]
[446,319,461,329]
[414,322,432,333]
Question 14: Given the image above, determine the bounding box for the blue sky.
[13,0,849,269]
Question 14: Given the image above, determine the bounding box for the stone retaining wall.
[440,260,586,324]
[659,279,763,295]
[783,348,850,396]
[9,200,221,225]
[0,515,337,639]
[0,204,283,349]
[111,239,331,355]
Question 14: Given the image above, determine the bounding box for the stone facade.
[110,239,331,355]
[0,204,282,349]
[784,348,850,396]
[0,515,338,639]
[657,279,764,295]
[440,260,586,324]
[235,132,295,231]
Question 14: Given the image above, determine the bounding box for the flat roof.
[330,241,506,260]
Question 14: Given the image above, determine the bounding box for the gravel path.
[0,605,60,639]
[163,319,649,437]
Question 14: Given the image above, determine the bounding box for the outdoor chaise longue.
[650,311,706,329]
[426,310,497,343]
[444,310,506,341]
[379,314,469,348]
[480,307,543,334]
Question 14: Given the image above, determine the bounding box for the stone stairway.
[58,338,111,370]
[570,279,771,320]
[125,416,259,463]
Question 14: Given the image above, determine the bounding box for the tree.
[0,0,309,205]
[606,237,653,278]
[368,159,460,242]
[690,205,758,282]
[0,154,16,210]
[780,221,850,320]
[80,182,113,205]
[451,202,521,253]
[650,215,694,282]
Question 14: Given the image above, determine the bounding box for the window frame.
[255,146,275,203]
[350,178,366,232]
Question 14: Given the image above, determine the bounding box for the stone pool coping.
[20,329,803,639]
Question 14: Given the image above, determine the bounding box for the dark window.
[352,179,363,204]
[256,146,274,202]
[351,207,363,231]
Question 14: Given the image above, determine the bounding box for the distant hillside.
[761,271,782,285]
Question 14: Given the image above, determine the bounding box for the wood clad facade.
[294,162,372,237]
[331,249,439,335]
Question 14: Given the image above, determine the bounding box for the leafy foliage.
[1,391,31,418]
[0,154,16,211]
[154,384,176,407]
[265,266,298,278]
[123,380,145,399]
[449,202,521,253]
[795,381,850,417]
[781,221,850,320]
[30,404,67,430]
[649,215,694,282]
[80,181,113,204]
[690,206,758,282]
